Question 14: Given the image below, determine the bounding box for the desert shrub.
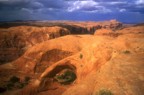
[96,89,113,95]
[6,76,30,90]
[9,76,20,83]
[6,76,20,90]
[15,82,24,89]
[79,53,83,59]
[54,69,76,84]
[6,82,14,90]
[123,50,130,54]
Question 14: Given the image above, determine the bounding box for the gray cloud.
[0,0,143,22]
[0,0,143,13]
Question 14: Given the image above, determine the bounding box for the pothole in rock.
[38,62,77,94]
[54,69,76,84]
[47,62,76,80]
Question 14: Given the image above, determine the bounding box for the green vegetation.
[6,76,30,90]
[54,69,76,84]
[96,89,113,95]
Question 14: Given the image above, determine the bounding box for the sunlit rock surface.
[0,21,143,95]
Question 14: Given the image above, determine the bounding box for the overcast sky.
[0,0,144,23]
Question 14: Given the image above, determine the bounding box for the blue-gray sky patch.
[0,0,144,23]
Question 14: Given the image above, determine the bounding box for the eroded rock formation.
[0,26,70,63]
[1,21,144,95]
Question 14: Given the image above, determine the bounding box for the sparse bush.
[9,76,20,83]
[15,82,24,89]
[6,82,14,90]
[123,50,130,54]
[6,76,30,90]
[6,76,20,90]
[96,89,113,95]
[54,69,76,84]
[79,53,83,59]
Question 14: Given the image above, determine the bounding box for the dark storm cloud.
[38,0,68,9]
[0,0,44,10]
[0,0,28,9]
[0,0,144,23]
[129,7,144,14]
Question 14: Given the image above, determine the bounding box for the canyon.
[0,20,143,95]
